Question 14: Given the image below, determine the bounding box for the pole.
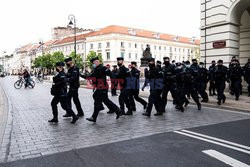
[204,0,207,68]
[84,40,86,72]
[74,17,77,59]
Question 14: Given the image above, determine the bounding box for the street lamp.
[68,14,77,59]
[39,40,44,56]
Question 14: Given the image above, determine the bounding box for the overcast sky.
[0,0,200,55]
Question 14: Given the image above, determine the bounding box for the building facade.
[51,25,200,67]
[201,0,250,66]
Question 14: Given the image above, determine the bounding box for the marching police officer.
[197,62,209,102]
[243,59,250,96]
[116,57,133,115]
[180,61,201,110]
[161,57,183,112]
[228,59,243,100]
[111,65,119,96]
[128,61,148,111]
[142,58,163,116]
[208,60,217,96]
[214,60,228,105]
[156,61,162,71]
[49,62,78,124]
[80,57,121,122]
[64,57,84,117]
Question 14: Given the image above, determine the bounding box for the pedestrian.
[243,59,250,96]
[214,60,228,105]
[128,61,148,112]
[228,59,243,100]
[197,62,209,102]
[142,58,163,117]
[49,62,79,124]
[116,57,133,115]
[64,57,84,117]
[208,60,217,96]
[111,65,119,96]
[80,57,121,122]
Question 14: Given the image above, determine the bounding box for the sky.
[0,0,200,55]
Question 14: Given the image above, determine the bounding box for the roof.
[17,44,39,53]
[54,25,200,46]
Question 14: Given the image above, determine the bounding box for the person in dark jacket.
[197,62,209,102]
[214,60,228,105]
[208,60,217,96]
[111,65,119,96]
[128,61,147,111]
[228,59,243,100]
[142,58,163,116]
[22,69,32,88]
[64,57,84,117]
[243,59,250,96]
[49,62,78,124]
[117,57,133,115]
[80,57,121,122]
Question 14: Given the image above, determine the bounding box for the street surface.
[0,76,249,167]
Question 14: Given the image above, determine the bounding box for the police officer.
[142,58,163,116]
[161,57,183,112]
[156,61,162,71]
[49,62,78,124]
[111,65,119,96]
[116,57,133,115]
[243,59,250,96]
[64,57,84,117]
[128,61,148,111]
[214,60,228,105]
[208,60,217,96]
[180,61,201,110]
[228,59,243,100]
[80,57,121,122]
[197,62,209,102]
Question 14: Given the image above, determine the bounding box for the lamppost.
[39,40,44,56]
[68,14,77,59]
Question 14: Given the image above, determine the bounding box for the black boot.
[154,112,163,116]
[125,110,133,115]
[71,116,79,124]
[197,103,201,110]
[142,112,150,117]
[48,118,58,123]
[63,113,71,117]
[86,117,96,123]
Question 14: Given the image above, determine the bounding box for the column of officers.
[48,56,250,123]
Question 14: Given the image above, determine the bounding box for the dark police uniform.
[142,59,163,116]
[129,64,147,111]
[243,61,250,96]
[197,64,209,102]
[111,66,119,96]
[208,64,217,96]
[214,63,228,105]
[117,63,132,115]
[66,64,84,116]
[81,62,121,122]
[180,66,201,110]
[161,61,183,112]
[50,62,78,124]
[228,63,243,100]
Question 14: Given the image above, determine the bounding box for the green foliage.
[86,51,103,67]
[68,52,83,69]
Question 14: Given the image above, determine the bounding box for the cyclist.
[22,69,31,88]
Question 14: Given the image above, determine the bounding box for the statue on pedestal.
[140,44,152,67]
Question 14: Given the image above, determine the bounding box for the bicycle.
[35,76,44,83]
[14,77,35,89]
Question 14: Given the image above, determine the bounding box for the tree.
[86,51,103,67]
[51,52,65,67]
[68,52,83,69]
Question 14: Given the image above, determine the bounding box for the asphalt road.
[1,119,249,167]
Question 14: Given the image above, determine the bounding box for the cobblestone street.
[1,76,250,163]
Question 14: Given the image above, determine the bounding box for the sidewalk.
[139,90,250,112]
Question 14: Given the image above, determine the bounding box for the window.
[129,43,131,48]
[135,43,137,48]
[159,46,161,50]
[179,48,181,52]
[129,53,131,59]
[65,46,67,51]
[98,43,102,49]
[82,44,84,49]
[164,47,166,51]
[77,45,80,50]
[121,52,125,58]
[170,47,172,52]
[90,44,94,49]
[141,44,143,49]
[107,52,110,60]
[121,42,125,48]
[183,48,185,53]
[135,53,138,59]
[106,42,110,48]
[154,46,157,50]
[174,48,177,52]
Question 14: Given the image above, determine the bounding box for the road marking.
[174,131,250,154]
[181,130,250,151]
[203,150,250,167]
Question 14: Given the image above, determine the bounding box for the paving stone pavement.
[0,76,250,163]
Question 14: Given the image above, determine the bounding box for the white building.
[51,25,200,66]
[200,0,250,66]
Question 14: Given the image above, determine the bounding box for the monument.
[140,44,152,67]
